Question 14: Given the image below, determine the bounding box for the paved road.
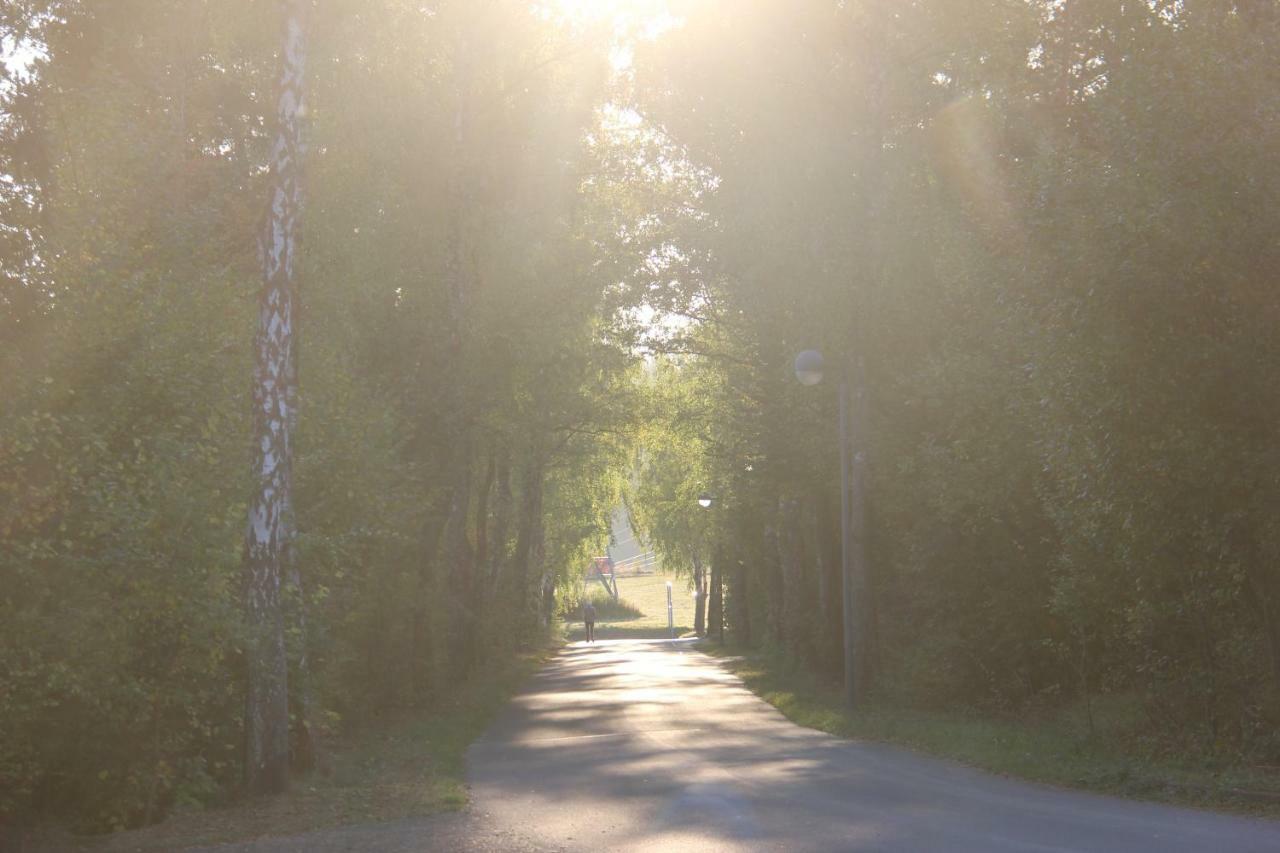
[465,638,1280,852]
[204,638,1280,852]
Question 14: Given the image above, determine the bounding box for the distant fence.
[610,551,660,576]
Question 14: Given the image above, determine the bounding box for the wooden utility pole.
[856,0,887,697]
[841,0,887,709]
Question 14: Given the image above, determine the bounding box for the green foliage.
[4,0,1280,836]
[48,640,557,852]
[625,0,1280,771]
[0,0,636,833]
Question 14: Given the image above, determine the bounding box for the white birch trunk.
[243,0,307,797]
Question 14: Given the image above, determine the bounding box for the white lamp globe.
[794,349,824,386]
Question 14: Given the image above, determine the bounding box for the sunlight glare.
[550,0,678,34]
[544,0,681,70]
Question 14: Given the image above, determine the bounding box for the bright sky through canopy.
[544,0,680,69]
[550,0,679,33]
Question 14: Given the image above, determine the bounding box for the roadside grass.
[565,574,695,640]
[50,639,558,852]
[706,645,1280,816]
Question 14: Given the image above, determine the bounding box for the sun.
[538,0,681,73]
[545,0,680,37]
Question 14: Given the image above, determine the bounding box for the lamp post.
[701,489,721,640]
[665,580,674,639]
[795,349,858,711]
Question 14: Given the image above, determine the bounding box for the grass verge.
[43,639,558,852]
[705,644,1280,817]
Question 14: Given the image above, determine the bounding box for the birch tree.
[243,0,308,797]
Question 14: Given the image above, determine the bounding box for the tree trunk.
[512,448,546,626]
[488,448,513,593]
[764,513,785,646]
[282,286,320,773]
[539,561,556,628]
[284,493,321,774]
[815,490,842,673]
[441,444,475,679]
[733,546,751,646]
[692,552,707,636]
[779,497,806,659]
[709,546,724,643]
[438,3,479,681]
[474,452,496,581]
[470,451,496,646]
[413,490,449,701]
[846,359,873,698]
[243,0,307,798]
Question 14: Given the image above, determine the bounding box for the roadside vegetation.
[621,0,1280,811]
[1,2,634,838]
[710,646,1280,816]
[32,639,558,852]
[4,0,1278,843]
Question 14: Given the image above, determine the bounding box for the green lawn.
[569,573,696,639]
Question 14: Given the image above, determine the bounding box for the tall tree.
[243,0,308,797]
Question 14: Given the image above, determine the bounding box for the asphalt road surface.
[464,638,1280,852]
[208,638,1280,852]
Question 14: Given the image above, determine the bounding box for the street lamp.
[795,348,858,711]
[695,490,719,642]
[794,349,824,386]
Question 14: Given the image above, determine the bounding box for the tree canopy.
[2,0,1278,833]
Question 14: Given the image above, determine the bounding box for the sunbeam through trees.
[1,0,1279,841]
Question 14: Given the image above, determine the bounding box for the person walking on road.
[582,599,597,643]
